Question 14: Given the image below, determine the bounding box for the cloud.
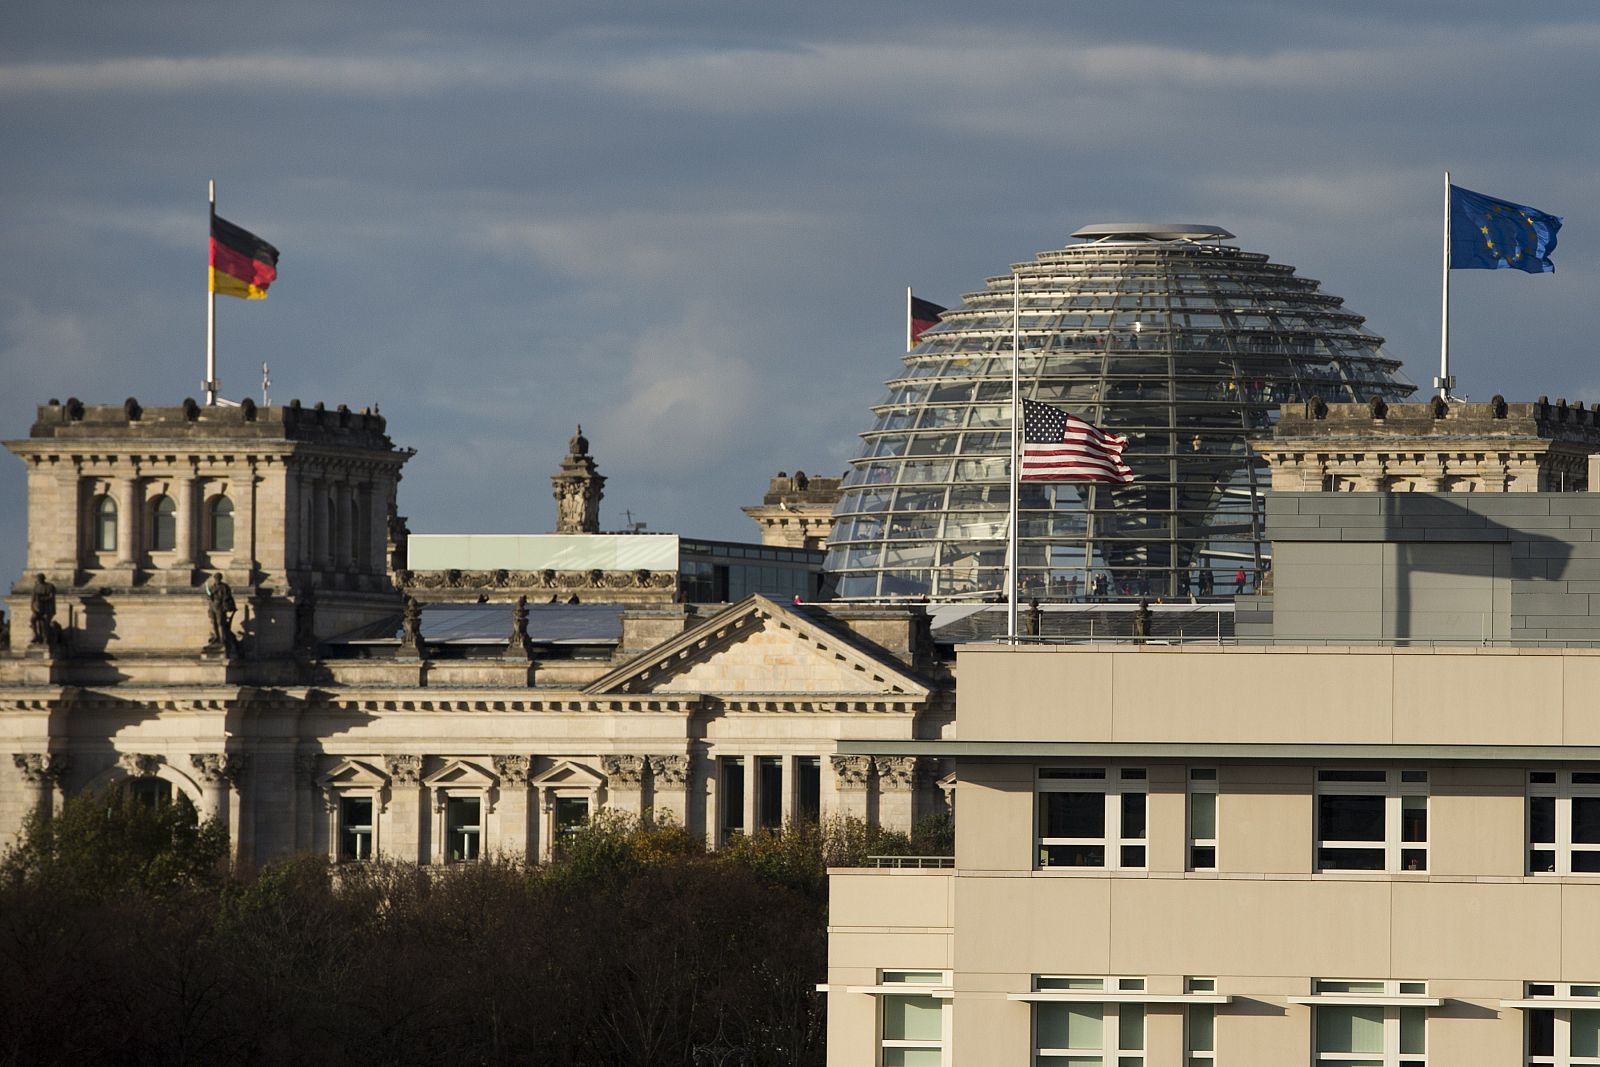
[0,51,532,96]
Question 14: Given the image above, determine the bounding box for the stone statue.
[1026,598,1042,638]
[1133,598,1151,641]
[401,594,424,648]
[204,572,236,648]
[506,594,533,658]
[29,574,56,646]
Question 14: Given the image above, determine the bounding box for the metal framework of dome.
[824,226,1416,601]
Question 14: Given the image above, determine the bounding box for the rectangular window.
[1528,772,1600,875]
[445,795,482,862]
[1312,980,1426,1067]
[1038,767,1147,870]
[554,796,588,842]
[721,757,745,837]
[880,970,948,1067]
[1189,768,1218,871]
[1316,769,1428,872]
[1187,978,1217,1065]
[797,756,822,822]
[1524,982,1600,1067]
[339,795,374,861]
[1034,976,1145,1065]
[758,756,784,830]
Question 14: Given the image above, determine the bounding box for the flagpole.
[1007,270,1020,642]
[206,180,218,406]
[906,286,913,353]
[1437,170,1451,401]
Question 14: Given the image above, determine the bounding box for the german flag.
[210,214,279,300]
[909,294,945,348]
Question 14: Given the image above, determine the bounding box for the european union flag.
[1450,185,1562,273]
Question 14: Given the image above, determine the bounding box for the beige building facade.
[0,400,952,867]
[826,401,1600,1067]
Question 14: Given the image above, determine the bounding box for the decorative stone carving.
[12,752,67,785]
[505,595,533,659]
[118,752,161,778]
[293,583,317,651]
[600,754,647,786]
[384,754,423,785]
[647,754,689,787]
[492,754,532,785]
[203,572,237,651]
[399,595,426,657]
[831,754,871,790]
[552,425,606,534]
[189,753,244,786]
[405,568,676,592]
[873,756,918,792]
[28,573,57,648]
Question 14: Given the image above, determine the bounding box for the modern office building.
[823,225,1416,602]
[0,399,950,864]
[826,399,1600,1067]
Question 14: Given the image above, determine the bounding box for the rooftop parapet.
[21,397,396,451]
[1261,396,1600,493]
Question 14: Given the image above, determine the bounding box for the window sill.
[1287,994,1443,1007]
[1009,991,1232,1005]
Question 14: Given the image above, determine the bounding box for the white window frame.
[1503,982,1600,1067]
[442,792,484,863]
[1315,769,1429,873]
[1189,768,1218,871]
[338,793,376,862]
[1037,767,1147,871]
[1028,976,1147,1065]
[869,969,951,1067]
[1528,772,1600,876]
[1292,979,1433,1067]
[1187,977,1217,1065]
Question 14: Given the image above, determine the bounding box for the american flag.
[1020,398,1134,483]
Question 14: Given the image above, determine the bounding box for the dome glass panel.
[824,228,1416,601]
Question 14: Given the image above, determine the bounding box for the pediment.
[584,595,929,698]
[422,758,498,790]
[318,758,388,790]
[530,759,604,790]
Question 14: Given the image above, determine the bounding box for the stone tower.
[551,425,604,534]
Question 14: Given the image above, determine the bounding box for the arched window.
[209,496,234,552]
[149,495,176,551]
[125,777,172,808]
[93,495,118,553]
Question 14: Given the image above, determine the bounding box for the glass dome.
[824,225,1417,602]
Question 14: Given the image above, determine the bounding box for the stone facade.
[741,470,843,550]
[551,425,604,535]
[0,400,952,865]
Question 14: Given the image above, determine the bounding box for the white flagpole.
[1007,270,1020,641]
[206,180,218,406]
[906,286,913,353]
[1437,170,1451,400]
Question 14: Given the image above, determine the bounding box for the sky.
[3,1,1598,589]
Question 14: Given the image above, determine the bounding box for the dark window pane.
[1530,849,1556,873]
[1319,847,1385,871]
[1120,845,1146,868]
[1529,1009,1555,1057]
[1319,794,1385,841]
[1121,792,1147,839]
[1191,845,1216,869]
[1574,797,1600,844]
[797,757,821,822]
[1573,851,1600,873]
[1401,800,1427,843]
[758,756,783,830]
[1318,770,1386,783]
[1400,848,1427,872]
[1041,843,1105,868]
[1573,772,1600,785]
[722,759,745,833]
[1042,791,1105,839]
[1530,796,1556,844]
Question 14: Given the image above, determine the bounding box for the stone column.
[312,479,330,569]
[874,756,917,833]
[12,753,66,820]
[235,460,259,584]
[647,755,689,826]
[355,481,375,576]
[601,755,647,817]
[492,756,532,858]
[173,469,198,572]
[830,755,871,822]
[115,472,140,567]
[294,753,320,853]
[189,753,243,823]
[383,755,424,863]
[333,482,352,573]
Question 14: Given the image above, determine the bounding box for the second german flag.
[210,214,279,300]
